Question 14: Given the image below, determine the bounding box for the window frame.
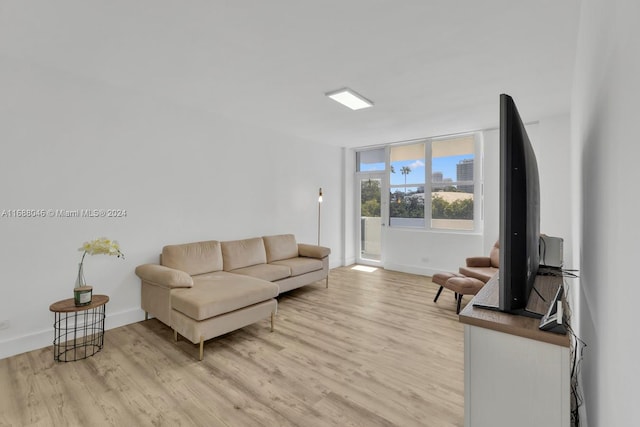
[356,132,483,234]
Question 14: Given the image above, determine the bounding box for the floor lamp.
[317,187,323,245]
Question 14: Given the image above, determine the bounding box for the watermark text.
[0,209,128,219]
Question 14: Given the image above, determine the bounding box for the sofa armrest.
[135,264,193,289]
[465,256,491,268]
[298,244,331,259]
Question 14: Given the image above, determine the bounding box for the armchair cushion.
[489,241,500,268]
[465,256,491,268]
[459,240,500,283]
[459,266,498,283]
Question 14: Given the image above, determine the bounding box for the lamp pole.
[317,187,323,245]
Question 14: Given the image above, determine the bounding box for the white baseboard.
[0,328,52,360]
[382,262,454,278]
[332,259,454,278]
[330,259,346,269]
[105,307,146,330]
[341,256,356,267]
[0,307,145,360]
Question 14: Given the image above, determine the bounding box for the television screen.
[498,93,541,314]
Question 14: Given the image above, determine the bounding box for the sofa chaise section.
[171,271,278,359]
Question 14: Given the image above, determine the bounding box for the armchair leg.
[434,286,444,303]
[326,276,329,288]
[270,312,275,332]
[145,312,149,321]
[456,294,463,314]
[174,329,178,342]
[199,337,204,361]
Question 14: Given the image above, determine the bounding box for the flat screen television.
[498,93,540,314]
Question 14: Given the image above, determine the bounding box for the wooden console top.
[458,274,570,347]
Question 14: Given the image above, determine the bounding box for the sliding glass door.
[356,173,386,265]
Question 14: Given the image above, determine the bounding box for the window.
[430,135,476,231]
[357,148,385,172]
[360,133,480,232]
[389,141,426,227]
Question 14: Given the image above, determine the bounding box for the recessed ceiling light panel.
[325,87,373,110]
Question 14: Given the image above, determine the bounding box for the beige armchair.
[459,240,499,283]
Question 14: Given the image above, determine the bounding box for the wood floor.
[0,266,469,427]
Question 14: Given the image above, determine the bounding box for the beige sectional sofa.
[134,234,330,360]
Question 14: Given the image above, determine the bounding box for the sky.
[362,154,473,187]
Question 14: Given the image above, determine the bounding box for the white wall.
[343,148,357,267]
[384,229,484,276]
[0,54,343,360]
[572,0,640,425]
[531,115,574,268]
[378,114,572,277]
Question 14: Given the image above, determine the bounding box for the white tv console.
[459,274,570,427]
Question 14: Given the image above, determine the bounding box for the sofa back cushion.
[221,237,267,271]
[263,234,299,263]
[161,240,223,276]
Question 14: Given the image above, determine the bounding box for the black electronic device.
[539,285,567,335]
[474,94,541,316]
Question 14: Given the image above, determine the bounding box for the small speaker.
[540,234,563,268]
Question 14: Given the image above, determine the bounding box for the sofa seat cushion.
[459,266,498,283]
[271,257,323,277]
[231,263,291,282]
[171,271,278,321]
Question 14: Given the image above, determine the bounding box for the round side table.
[49,295,109,362]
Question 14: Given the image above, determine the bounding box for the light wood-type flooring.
[0,266,468,427]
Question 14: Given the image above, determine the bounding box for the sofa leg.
[456,295,463,314]
[199,337,204,361]
[270,312,275,332]
[174,329,178,342]
[326,276,329,288]
[145,312,149,321]
[434,286,444,303]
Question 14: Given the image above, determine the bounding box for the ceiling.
[0,0,581,148]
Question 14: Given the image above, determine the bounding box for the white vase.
[75,262,86,288]
[73,262,92,306]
